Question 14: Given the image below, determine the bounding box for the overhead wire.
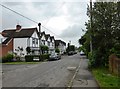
[0,3,64,40]
[0,4,38,24]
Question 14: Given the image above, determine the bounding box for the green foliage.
[78,2,120,67]
[78,35,86,45]
[25,55,34,62]
[2,53,13,63]
[92,67,119,87]
[40,54,50,61]
[26,47,31,54]
[25,54,50,62]
[69,45,75,51]
[66,45,75,53]
[40,45,49,54]
[55,48,60,53]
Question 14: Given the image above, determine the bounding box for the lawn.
[2,61,41,64]
[92,67,120,88]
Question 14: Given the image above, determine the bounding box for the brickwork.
[0,39,13,57]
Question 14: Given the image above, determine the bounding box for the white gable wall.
[14,38,28,56]
[13,30,39,56]
[30,31,39,47]
[41,35,46,40]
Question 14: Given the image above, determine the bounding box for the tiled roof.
[55,40,66,46]
[45,34,50,41]
[50,36,55,41]
[2,38,12,44]
[2,27,38,38]
[2,27,39,44]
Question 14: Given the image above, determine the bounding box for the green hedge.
[2,53,13,63]
[41,54,50,60]
[25,54,50,62]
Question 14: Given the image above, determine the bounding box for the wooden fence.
[109,54,120,76]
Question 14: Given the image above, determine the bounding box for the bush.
[0,57,2,63]
[25,54,50,62]
[40,54,50,61]
[55,48,60,53]
[2,53,13,63]
[25,55,33,62]
[88,50,105,68]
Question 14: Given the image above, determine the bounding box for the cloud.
[1,1,89,47]
[60,24,84,38]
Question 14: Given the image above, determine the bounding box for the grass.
[92,67,120,88]
[2,61,41,64]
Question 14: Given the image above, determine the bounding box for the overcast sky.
[0,0,93,47]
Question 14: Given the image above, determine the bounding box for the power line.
[0,4,38,24]
[0,3,65,41]
[41,25,60,37]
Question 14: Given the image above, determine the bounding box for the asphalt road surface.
[2,54,99,88]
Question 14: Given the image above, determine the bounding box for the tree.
[26,47,31,55]
[55,48,60,53]
[40,45,49,54]
[69,45,75,51]
[78,2,120,67]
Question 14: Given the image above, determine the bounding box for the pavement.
[71,56,99,89]
[2,54,99,88]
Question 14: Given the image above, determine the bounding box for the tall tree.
[78,2,120,67]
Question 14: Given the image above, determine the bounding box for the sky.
[0,0,93,47]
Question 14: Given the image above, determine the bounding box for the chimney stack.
[16,25,21,31]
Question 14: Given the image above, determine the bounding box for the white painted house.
[1,25,65,57]
[55,40,66,54]
[2,25,40,56]
[40,31,55,54]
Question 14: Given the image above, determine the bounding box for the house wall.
[56,43,66,54]
[14,38,27,56]
[0,39,13,57]
[29,31,39,47]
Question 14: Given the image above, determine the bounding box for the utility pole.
[90,0,93,53]
[38,23,41,55]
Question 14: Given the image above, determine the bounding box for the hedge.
[2,53,13,63]
[25,54,50,62]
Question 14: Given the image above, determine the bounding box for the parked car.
[49,53,61,61]
[80,51,85,56]
[68,51,74,55]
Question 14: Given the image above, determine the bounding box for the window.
[36,39,38,44]
[32,38,35,44]
[43,41,45,45]
[48,41,50,46]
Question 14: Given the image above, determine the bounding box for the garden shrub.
[25,55,34,62]
[2,53,13,63]
[25,54,50,62]
[40,54,50,61]
[88,50,106,68]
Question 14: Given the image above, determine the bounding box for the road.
[2,54,80,87]
[2,54,99,88]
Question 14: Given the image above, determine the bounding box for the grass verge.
[2,62,41,64]
[92,67,120,88]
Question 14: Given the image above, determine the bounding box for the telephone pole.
[90,0,93,53]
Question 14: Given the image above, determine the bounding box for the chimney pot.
[16,25,21,30]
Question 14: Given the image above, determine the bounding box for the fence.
[109,54,120,76]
